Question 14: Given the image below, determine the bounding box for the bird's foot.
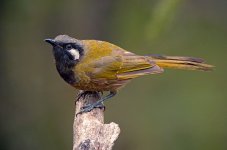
[76,102,105,116]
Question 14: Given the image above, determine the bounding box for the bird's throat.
[54,48,77,85]
[56,65,76,85]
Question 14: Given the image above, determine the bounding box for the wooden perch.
[73,90,120,150]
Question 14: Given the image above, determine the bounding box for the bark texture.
[73,91,120,150]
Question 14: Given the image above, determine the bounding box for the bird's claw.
[76,102,105,116]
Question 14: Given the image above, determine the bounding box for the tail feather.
[149,54,213,71]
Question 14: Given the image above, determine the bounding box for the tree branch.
[73,90,120,150]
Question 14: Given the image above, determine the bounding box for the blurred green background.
[0,0,226,150]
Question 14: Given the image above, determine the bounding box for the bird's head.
[45,35,84,62]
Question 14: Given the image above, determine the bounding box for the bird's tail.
[149,54,213,71]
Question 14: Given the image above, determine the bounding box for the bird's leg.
[76,91,117,115]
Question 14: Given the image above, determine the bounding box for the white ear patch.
[68,49,80,60]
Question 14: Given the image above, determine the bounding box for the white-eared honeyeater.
[45,35,213,114]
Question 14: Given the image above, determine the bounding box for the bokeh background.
[0,0,226,150]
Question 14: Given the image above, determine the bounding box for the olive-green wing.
[115,50,163,79]
[85,49,163,80]
[78,40,163,80]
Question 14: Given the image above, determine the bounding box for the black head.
[45,35,84,84]
[45,35,84,62]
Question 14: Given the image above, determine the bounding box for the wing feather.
[76,40,163,81]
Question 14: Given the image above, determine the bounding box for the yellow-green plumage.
[45,35,213,114]
[73,40,163,90]
[46,35,213,92]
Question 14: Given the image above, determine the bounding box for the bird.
[45,35,213,114]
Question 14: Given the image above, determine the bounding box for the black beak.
[44,39,57,46]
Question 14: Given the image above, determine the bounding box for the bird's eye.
[65,44,72,50]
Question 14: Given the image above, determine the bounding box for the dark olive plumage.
[45,35,213,114]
